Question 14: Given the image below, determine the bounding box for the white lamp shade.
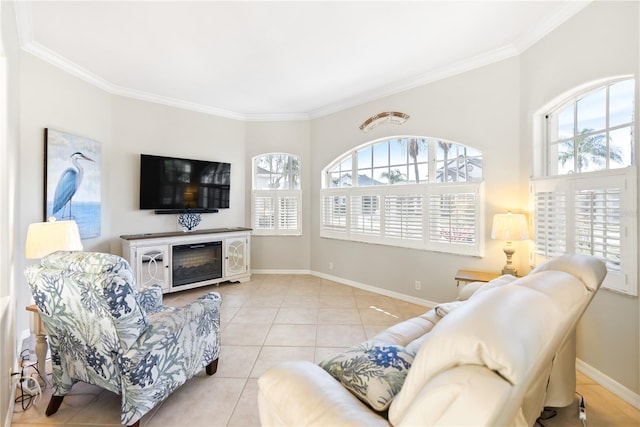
[491,213,529,242]
[25,219,83,259]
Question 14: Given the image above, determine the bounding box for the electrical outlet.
[415,280,421,290]
[329,262,334,270]
[10,372,21,385]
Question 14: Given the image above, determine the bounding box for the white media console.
[120,227,251,293]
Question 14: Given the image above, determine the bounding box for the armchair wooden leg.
[206,358,218,375]
[46,395,64,416]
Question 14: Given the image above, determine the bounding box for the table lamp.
[25,217,83,259]
[491,212,529,276]
[24,218,82,384]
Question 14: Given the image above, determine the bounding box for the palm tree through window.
[252,153,301,236]
[321,136,484,256]
[532,77,636,295]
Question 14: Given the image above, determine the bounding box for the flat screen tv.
[139,154,230,212]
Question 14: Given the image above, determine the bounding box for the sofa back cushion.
[389,268,590,425]
[529,253,607,292]
[458,274,517,301]
[394,365,516,426]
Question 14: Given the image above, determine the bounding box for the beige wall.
[245,121,311,271]
[6,2,638,416]
[16,52,112,338]
[109,95,246,252]
[309,57,525,304]
[519,0,639,396]
[1,0,22,424]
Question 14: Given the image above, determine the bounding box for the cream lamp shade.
[491,212,529,276]
[491,212,529,242]
[25,218,83,259]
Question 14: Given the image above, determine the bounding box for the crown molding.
[14,1,34,47]
[308,44,519,119]
[20,39,249,121]
[20,35,301,121]
[15,2,248,121]
[15,1,592,122]
[513,0,592,52]
[23,40,115,92]
[108,84,247,121]
[305,0,592,120]
[244,112,310,122]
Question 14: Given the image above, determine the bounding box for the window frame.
[321,136,484,256]
[533,77,637,295]
[545,77,634,176]
[251,153,302,236]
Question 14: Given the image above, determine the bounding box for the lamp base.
[502,242,517,277]
[501,266,517,276]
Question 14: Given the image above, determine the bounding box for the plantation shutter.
[427,184,482,255]
[350,194,381,237]
[531,178,567,261]
[384,194,423,240]
[574,187,621,270]
[253,194,274,230]
[320,183,483,256]
[251,154,301,236]
[321,192,347,235]
[252,191,301,236]
[278,194,300,234]
[572,174,633,294]
[530,172,636,295]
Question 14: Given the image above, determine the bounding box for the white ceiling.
[17,1,590,120]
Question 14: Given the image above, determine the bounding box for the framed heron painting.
[44,128,101,239]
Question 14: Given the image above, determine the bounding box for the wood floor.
[545,371,639,426]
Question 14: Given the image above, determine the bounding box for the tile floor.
[11,274,640,427]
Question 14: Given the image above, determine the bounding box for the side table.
[454,269,501,287]
[26,304,48,381]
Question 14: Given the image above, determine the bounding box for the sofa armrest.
[258,361,389,427]
[457,281,486,300]
[391,365,524,427]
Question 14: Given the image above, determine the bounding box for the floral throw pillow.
[319,342,415,411]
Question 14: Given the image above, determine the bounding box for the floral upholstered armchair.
[24,251,222,427]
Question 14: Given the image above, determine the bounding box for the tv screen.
[139,154,230,211]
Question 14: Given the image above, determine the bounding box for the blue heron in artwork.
[52,151,94,219]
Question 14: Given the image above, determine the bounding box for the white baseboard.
[4,384,16,427]
[252,268,436,308]
[576,358,640,409]
[311,270,437,308]
[254,269,640,408]
[252,269,312,275]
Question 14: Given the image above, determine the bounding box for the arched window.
[321,136,484,255]
[531,77,637,295]
[546,78,634,175]
[252,153,301,235]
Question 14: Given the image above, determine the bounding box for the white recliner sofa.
[258,254,606,426]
